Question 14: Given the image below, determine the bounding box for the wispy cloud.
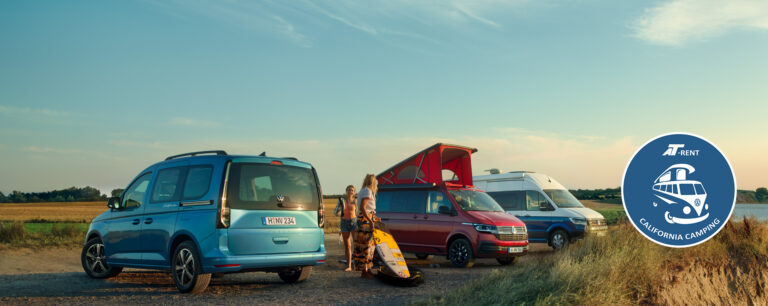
[0,105,75,117]
[24,146,82,154]
[146,0,531,47]
[169,117,219,127]
[632,0,768,46]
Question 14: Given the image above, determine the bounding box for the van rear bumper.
[203,246,326,273]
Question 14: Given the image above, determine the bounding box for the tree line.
[0,187,108,203]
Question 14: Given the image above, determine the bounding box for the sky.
[1,0,767,195]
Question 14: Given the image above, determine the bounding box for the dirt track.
[0,237,551,305]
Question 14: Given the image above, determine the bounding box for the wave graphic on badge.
[651,164,709,224]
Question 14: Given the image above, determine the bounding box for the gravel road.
[0,237,551,305]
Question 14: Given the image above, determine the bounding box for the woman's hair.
[361,174,378,193]
[345,185,356,202]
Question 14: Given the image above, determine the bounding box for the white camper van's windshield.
[543,189,583,208]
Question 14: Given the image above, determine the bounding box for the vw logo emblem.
[276,194,285,202]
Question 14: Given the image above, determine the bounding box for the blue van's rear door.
[225,159,323,256]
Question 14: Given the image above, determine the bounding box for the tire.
[171,241,211,293]
[278,266,313,284]
[81,238,122,278]
[550,230,569,250]
[448,238,475,268]
[496,257,517,266]
[375,265,425,287]
[415,253,433,260]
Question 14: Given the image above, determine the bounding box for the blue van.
[474,171,607,250]
[81,150,326,293]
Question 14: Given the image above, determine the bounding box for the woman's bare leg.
[342,231,352,271]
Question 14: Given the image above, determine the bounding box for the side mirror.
[107,197,121,209]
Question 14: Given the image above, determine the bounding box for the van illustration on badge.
[622,133,736,248]
[652,164,709,225]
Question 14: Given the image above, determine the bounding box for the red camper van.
[375,143,528,268]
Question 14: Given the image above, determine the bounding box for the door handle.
[132,219,140,225]
[144,218,153,224]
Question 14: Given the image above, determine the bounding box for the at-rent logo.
[662,144,699,157]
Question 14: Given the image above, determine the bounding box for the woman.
[334,185,357,271]
[354,174,378,278]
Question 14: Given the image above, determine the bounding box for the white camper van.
[474,171,607,249]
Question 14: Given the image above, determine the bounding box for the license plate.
[264,217,296,226]
[508,247,523,253]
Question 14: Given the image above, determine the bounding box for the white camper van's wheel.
[550,230,568,250]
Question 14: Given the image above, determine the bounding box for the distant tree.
[9,191,26,203]
[756,187,768,203]
[30,196,42,202]
[66,195,75,202]
[111,188,125,198]
[0,191,6,203]
[53,195,66,202]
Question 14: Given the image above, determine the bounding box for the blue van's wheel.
[550,230,569,250]
[81,238,122,278]
[278,266,312,283]
[448,238,475,268]
[172,241,211,293]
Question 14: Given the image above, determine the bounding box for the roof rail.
[165,150,228,161]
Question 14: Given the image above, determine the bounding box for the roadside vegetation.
[420,218,767,305]
[0,221,86,247]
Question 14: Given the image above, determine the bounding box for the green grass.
[594,207,627,225]
[418,218,767,305]
[0,221,87,247]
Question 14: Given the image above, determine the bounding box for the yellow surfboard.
[373,229,410,278]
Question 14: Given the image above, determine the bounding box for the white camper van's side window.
[525,191,547,211]
[486,191,524,211]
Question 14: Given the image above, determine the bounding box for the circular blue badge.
[622,133,736,248]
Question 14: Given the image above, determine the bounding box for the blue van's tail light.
[313,167,324,228]
[270,160,283,165]
[218,161,232,228]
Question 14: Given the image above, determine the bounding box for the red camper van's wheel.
[448,238,475,268]
[550,230,569,250]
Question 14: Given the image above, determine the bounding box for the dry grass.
[420,218,768,305]
[0,201,107,222]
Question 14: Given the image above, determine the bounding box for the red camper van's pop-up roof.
[377,143,478,187]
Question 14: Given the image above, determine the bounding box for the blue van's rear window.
[227,163,320,210]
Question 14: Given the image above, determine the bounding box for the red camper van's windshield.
[449,190,504,212]
[227,163,320,210]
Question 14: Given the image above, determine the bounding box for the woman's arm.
[334,198,343,217]
[360,198,374,223]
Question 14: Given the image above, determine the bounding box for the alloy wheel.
[85,243,107,274]
[175,248,195,288]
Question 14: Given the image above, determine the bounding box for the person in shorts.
[335,185,357,271]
